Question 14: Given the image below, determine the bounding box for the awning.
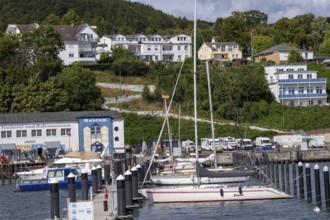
[16,145,31,150]
[0,143,16,150]
[44,141,61,149]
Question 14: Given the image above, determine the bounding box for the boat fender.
[239,186,243,195]
[104,186,108,199]
[220,188,224,197]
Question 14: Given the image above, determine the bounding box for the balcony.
[278,78,326,84]
[279,93,328,99]
[78,37,99,43]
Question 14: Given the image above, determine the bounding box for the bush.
[112,59,149,76]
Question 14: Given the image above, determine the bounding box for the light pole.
[68,130,71,152]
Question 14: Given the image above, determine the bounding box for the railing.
[278,78,327,84]
[279,93,328,99]
[78,38,99,43]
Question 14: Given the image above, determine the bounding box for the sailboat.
[140,0,292,203]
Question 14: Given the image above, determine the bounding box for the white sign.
[68,201,94,220]
[114,148,125,153]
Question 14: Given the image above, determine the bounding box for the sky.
[131,0,330,24]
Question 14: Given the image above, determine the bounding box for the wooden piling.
[314,164,321,207]
[323,166,330,209]
[298,162,304,199]
[292,162,297,197]
[305,163,312,202]
[285,161,290,195]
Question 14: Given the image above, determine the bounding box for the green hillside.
[0,0,210,35]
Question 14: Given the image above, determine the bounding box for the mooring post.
[50,179,60,220]
[68,173,76,203]
[314,164,321,207]
[97,165,102,192]
[298,162,304,199]
[270,159,274,185]
[117,174,127,217]
[1,164,4,185]
[292,162,297,197]
[104,164,111,185]
[285,161,290,194]
[305,163,312,202]
[275,159,280,189]
[323,166,330,209]
[81,169,88,201]
[131,166,138,200]
[144,160,150,182]
[92,166,98,195]
[281,161,285,191]
[124,170,133,207]
[136,164,142,188]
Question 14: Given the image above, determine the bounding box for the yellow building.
[198,42,242,62]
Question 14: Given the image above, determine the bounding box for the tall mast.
[193,0,200,185]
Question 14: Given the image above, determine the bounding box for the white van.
[220,137,237,150]
[182,140,195,152]
[201,138,222,151]
[255,137,272,149]
[236,138,254,150]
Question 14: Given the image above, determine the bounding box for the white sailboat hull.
[151,175,248,185]
[141,186,292,203]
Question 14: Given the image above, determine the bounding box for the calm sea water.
[1,162,330,220]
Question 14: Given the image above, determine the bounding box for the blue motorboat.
[15,167,92,191]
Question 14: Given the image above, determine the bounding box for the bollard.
[97,165,103,191]
[141,163,145,184]
[104,164,111,185]
[305,163,312,202]
[116,175,127,216]
[323,166,330,209]
[113,160,122,180]
[136,164,142,188]
[281,161,285,191]
[131,166,138,199]
[314,164,321,207]
[298,162,304,199]
[50,179,60,219]
[68,173,76,203]
[92,166,98,195]
[124,170,133,207]
[292,162,297,197]
[285,161,290,195]
[81,169,89,201]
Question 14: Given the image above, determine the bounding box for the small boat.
[140,185,292,203]
[15,167,92,191]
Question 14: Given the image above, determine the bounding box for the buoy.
[104,187,108,199]
[313,207,320,213]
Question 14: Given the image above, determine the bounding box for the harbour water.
[1,162,330,219]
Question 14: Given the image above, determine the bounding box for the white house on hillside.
[96,33,192,62]
[264,64,328,106]
[6,23,99,65]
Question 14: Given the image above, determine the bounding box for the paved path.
[96,82,155,93]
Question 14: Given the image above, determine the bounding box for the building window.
[289,101,294,106]
[298,74,303,79]
[309,100,314,106]
[318,100,323,105]
[305,53,308,59]
[16,130,27,138]
[298,87,304,94]
[115,137,119,141]
[307,74,312,79]
[228,46,233,52]
[298,68,304,71]
[307,86,313,93]
[278,69,284,72]
[178,46,181,51]
[185,46,188,51]
[69,53,74,58]
[316,86,322,94]
[91,124,101,138]
[31,129,42,137]
[46,129,57,136]
[279,87,284,94]
[287,69,294,71]
[61,128,71,136]
[178,55,181,60]
[288,87,294,94]
[288,75,293,79]
[147,46,151,51]
[220,45,225,52]
[1,131,12,138]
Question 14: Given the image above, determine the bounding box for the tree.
[308,16,328,51]
[142,84,153,102]
[317,38,330,56]
[111,45,135,61]
[61,9,83,25]
[42,14,61,25]
[58,65,104,111]
[252,35,275,54]
[287,50,304,63]
[243,10,268,28]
